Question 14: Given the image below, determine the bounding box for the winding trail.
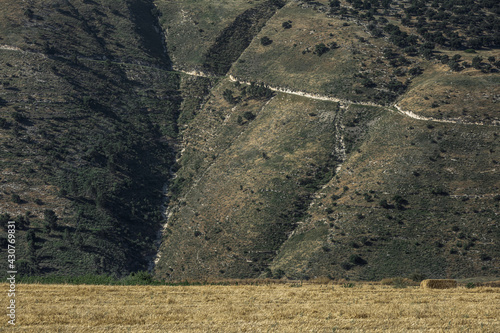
[226,75,498,127]
[177,68,498,127]
[2,43,497,273]
[1,43,496,127]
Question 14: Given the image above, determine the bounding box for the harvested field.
[1,283,499,332]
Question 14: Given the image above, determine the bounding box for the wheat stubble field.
[1,283,499,332]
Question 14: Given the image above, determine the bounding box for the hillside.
[0,0,498,281]
[154,0,500,281]
[0,0,179,277]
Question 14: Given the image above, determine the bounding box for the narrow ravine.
[149,67,498,274]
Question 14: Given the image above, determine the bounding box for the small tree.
[0,117,9,129]
[222,89,236,104]
[392,195,408,210]
[14,215,28,230]
[237,115,244,125]
[0,213,11,231]
[448,60,460,72]
[379,199,390,209]
[260,36,273,46]
[329,0,340,7]
[472,56,483,69]
[44,209,58,231]
[362,78,376,88]
[383,48,395,59]
[387,79,405,94]
[243,111,255,121]
[420,48,433,60]
[11,194,22,204]
[24,9,34,19]
[408,66,423,76]
[282,21,292,29]
[26,229,36,244]
[315,43,329,56]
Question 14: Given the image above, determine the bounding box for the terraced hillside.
[0,0,498,281]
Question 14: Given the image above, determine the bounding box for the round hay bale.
[420,279,457,289]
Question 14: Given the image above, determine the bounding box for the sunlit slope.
[230,1,499,122]
[155,80,342,280]
[272,107,500,280]
[396,65,500,125]
[230,1,420,104]
[155,0,286,73]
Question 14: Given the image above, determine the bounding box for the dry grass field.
[1,282,498,332]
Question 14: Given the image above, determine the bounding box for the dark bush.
[11,194,22,204]
[243,111,256,121]
[349,254,367,265]
[314,43,329,56]
[341,262,352,270]
[410,272,426,282]
[480,254,492,261]
[260,36,273,46]
[362,78,376,88]
[44,209,58,230]
[431,187,449,196]
[223,89,236,104]
[273,269,285,279]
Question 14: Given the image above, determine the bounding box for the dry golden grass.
[420,279,458,289]
[2,283,499,332]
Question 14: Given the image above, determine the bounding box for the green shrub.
[260,36,273,46]
[341,262,352,270]
[314,43,329,56]
[392,277,408,288]
[480,254,492,261]
[11,194,22,204]
[237,115,244,125]
[243,111,256,121]
[349,254,367,265]
[362,78,376,88]
[273,269,285,279]
[379,199,390,209]
[223,89,236,104]
[0,117,9,129]
[410,272,426,282]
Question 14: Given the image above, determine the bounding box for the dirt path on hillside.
[176,68,497,127]
[2,43,496,127]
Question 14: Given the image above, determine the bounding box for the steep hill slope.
[154,0,499,281]
[0,0,179,277]
[0,0,498,281]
